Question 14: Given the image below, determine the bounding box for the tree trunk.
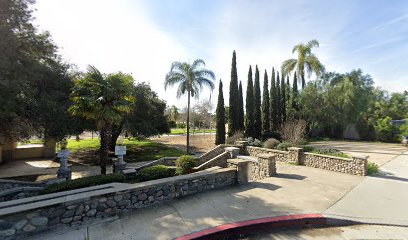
[186,91,190,154]
[99,125,111,175]
[301,72,305,89]
[109,123,123,151]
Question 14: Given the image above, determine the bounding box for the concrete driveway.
[324,151,408,226]
[310,141,407,166]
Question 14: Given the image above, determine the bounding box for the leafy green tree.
[276,72,281,126]
[375,116,399,142]
[253,66,262,139]
[0,0,76,145]
[215,80,226,144]
[238,81,245,130]
[245,66,255,137]
[69,66,135,174]
[281,72,286,122]
[170,105,180,122]
[262,70,270,132]
[228,50,239,136]
[164,59,215,154]
[281,39,325,88]
[269,68,278,130]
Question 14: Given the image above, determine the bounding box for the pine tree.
[215,80,226,144]
[281,72,286,123]
[245,66,255,137]
[276,71,281,126]
[238,81,245,130]
[253,65,262,139]
[290,72,299,117]
[270,68,277,131]
[228,50,239,136]
[262,69,270,133]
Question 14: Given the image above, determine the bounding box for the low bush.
[276,142,294,151]
[226,131,244,144]
[261,131,281,141]
[175,155,197,175]
[263,138,280,149]
[138,165,174,181]
[367,162,379,175]
[301,145,316,152]
[41,173,126,194]
[246,137,262,147]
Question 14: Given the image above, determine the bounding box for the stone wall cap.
[227,158,251,164]
[304,152,352,161]
[256,153,275,159]
[236,155,258,162]
[225,147,240,151]
[246,146,288,154]
[351,155,369,160]
[287,147,303,150]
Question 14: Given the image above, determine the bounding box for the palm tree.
[164,59,215,154]
[69,65,134,174]
[281,39,325,88]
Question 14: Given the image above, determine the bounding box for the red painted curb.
[176,213,326,240]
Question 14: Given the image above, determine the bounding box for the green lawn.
[66,138,185,163]
[169,128,215,135]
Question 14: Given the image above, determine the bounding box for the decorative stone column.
[287,147,303,165]
[43,138,56,158]
[227,158,250,184]
[351,155,368,176]
[224,146,240,158]
[257,153,276,177]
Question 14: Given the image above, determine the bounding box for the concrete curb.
[175,214,327,240]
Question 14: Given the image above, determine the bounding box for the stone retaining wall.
[0,167,236,240]
[242,146,296,164]
[195,152,230,170]
[301,153,367,176]
[0,180,46,202]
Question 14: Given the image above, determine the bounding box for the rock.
[22,224,36,232]
[138,193,147,201]
[66,205,77,210]
[48,218,60,226]
[106,200,116,208]
[99,197,107,203]
[84,205,90,212]
[0,229,16,237]
[26,212,39,219]
[63,210,75,218]
[97,203,107,211]
[47,208,65,219]
[75,204,84,216]
[86,209,97,217]
[118,200,130,207]
[73,216,82,222]
[61,218,72,224]
[113,195,123,202]
[148,196,154,202]
[14,220,27,230]
[31,216,48,226]
[155,190,163,197]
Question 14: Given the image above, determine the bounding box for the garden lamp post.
[113,136,127,173]
[57,139,72,180]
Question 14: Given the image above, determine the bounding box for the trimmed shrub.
[367,162,379,175]
[276,142,294,151]
[263,138,280,149]
[261,131,281,141]
[138,165,174,181]
[301,145,316,152]
[175,155,197,175]
[41,173,126,194]
[226,131,244,144]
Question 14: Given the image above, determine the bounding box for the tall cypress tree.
[290,72,299,117]
[228,50,239,136]
[245,66,254,137]
[270,68,277,131]
[281,72,286,123]
[253,65,262,139]
[261,69,270,133]
[215,80,226,144]
[276,71,281,126]
[238,81,245,130]
[286,76,291,119]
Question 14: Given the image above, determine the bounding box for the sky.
[33,0,408,110]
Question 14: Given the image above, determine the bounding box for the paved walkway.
[324,151,408,225]
[27,163,363,240]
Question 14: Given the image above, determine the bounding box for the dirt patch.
[151,134,216,154]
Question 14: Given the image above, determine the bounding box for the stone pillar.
[352,155,368,176]
[224,147,240,158]
[257,154,276,177]
[227,159,250,184]
[43,138,56,158]
[1,140,16,162]
[287,147,303,165]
